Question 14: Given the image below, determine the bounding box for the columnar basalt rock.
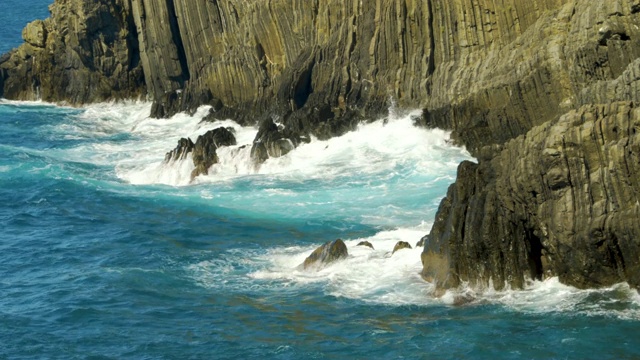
[424,101,640,291]
[421,0,640,292]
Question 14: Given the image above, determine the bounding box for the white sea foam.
[110,107,470,186]
[189,226,439,305]
[189,235,640,319]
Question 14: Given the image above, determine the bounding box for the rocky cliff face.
[2,0,640,291]
[2,0,435,138]
[0,0,145,103]
[421,0,640,291]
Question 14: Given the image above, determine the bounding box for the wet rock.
[250,118,299,165]
[392,241,412,254]
[190,127,237,179]
[164,137,194,162]
[302,239,348,270]
[416,235,428,248]
[357,241,374,250]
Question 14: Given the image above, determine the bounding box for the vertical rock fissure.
[293,61,315,110]
[426,0,436,77]
[525,225,544,280]
[166,0,190,84]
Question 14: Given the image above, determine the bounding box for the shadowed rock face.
[3,0,640,291]
[302,239,349,270]
[424,102,640,291]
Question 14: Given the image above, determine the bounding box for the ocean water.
[2,3,640,360]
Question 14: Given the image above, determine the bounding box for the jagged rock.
[392,241,412,254]
[302,239,348,270]
[164,137,194,162]
[416,235,428,248]
[250,118,300,165]
[190,127,237,179]
[357,241,374,250]
[1,0,145,104]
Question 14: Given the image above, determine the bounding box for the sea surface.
[2,2,640,359]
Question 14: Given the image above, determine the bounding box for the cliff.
[0,0,145,103]
[2,0,640,291]
[421,0,640,292]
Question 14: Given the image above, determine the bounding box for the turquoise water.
[2,2,640,359]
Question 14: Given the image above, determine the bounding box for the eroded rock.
[424,102,640,291]
[250,119,300,165]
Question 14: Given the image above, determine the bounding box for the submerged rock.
[392,241,412,254]
[357,241,374,250]
[302,239,348,270]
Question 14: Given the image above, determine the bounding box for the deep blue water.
[2,2,640,360]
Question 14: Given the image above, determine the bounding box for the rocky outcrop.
[420,0,640,293]
[249,119,308,166]
[190,127,237,179]
[392,241,412,254]
[0,0,145,103]
[302,239,349,270]
[163,127,236,180]
[164,137,194,163]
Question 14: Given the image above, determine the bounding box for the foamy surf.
[188,226,640,320]
[189,227,437,305]
[109,107,471,187]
